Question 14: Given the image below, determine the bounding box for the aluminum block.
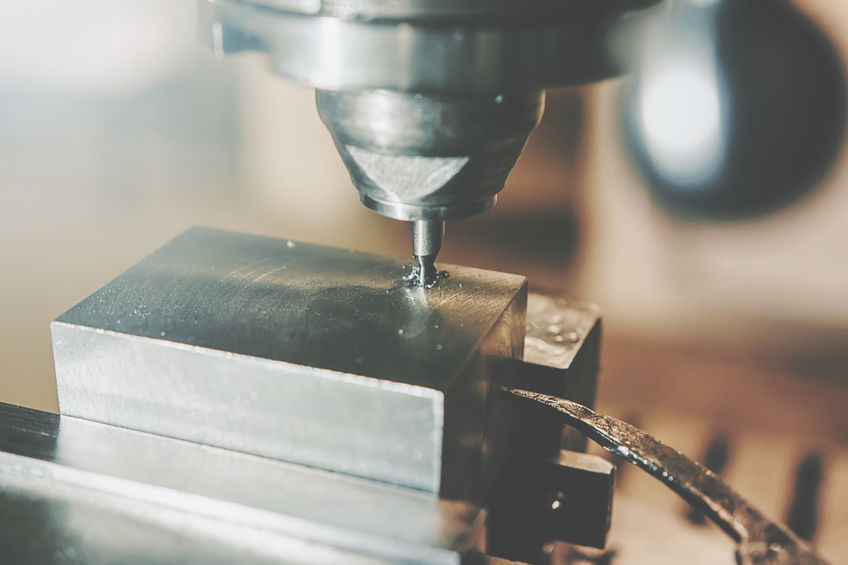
[52,228,527,497]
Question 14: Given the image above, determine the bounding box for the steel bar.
[52,228,527,498]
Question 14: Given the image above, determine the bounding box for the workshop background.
[1,1,846,563]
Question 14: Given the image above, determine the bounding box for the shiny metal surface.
[508,390,831,565]
[524,296,601,372]
[316,90,544,224]
[52,227,527,496]
[203,0,661,92]
[481,296,607,563]
[410,220,445,286]
[202,0,662,263]
[244,0,655,20]
[0,402,483,564]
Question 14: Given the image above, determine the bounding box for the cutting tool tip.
[408,220,445,287]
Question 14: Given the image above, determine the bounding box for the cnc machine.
[0,1,834,564]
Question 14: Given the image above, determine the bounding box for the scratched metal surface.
[55,227,526,391]
[52,228,527,494]
[508,390,830,565]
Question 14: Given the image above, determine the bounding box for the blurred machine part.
[52,228,531,498]
[621,0,846,219]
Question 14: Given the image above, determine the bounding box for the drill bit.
[409,220,445,287]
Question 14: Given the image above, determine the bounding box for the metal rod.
[410,220,445,286]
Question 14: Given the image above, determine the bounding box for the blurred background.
[1,0,846,562]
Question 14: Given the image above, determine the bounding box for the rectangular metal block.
[52,227,527,496]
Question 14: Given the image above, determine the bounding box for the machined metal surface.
[38,226,612,562]
[52,228,527,497]
[0,402,483,564]
[507,390,831,565]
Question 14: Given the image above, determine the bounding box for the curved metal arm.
[507,389,830,565]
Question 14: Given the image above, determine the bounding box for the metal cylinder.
[317,89,545,221]
[411,220,445,259]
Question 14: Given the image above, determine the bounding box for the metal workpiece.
[52,228,527,498]
[0,402,484,564]
[44,228,609,561]
[507,390,832,565]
